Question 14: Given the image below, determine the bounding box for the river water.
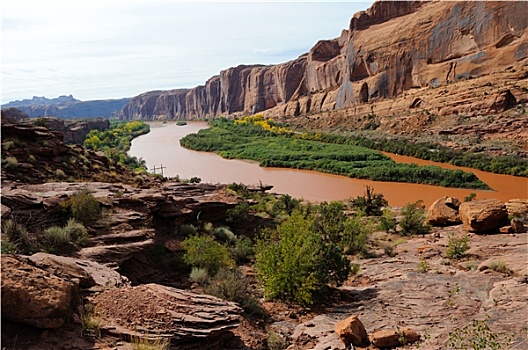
[129,122,527,207]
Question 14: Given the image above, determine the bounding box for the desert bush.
[445,233,470,259]
[65,189,100,225]
[204,268,264,316]
[255,211,351,306]
[267,330,289,350]
[189,267,210,286]
[384,244,396,257]
[399,200,431,236]
[232,236,254,263]
[418,258,429,273]
[214,226,236,243]
[447,317,513,350]
[182,235,234,275]
[225,202,251,225]
[1,219,30,250]
[4,156,18,168]
[340,214,373,255]
[489,261,511,275]
[55,169,67,179]
[44,226,72,252]
[379,208,397,233]
[130,336,170,350]
[270,194,301,216]
[464,193,477,202]
[179,224,197,236]
[351,185,388,216]
[81,303,102,338]
[64,218,90,247]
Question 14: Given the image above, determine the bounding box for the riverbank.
[129,121,527,207]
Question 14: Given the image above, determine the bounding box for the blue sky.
[2,1,373,103]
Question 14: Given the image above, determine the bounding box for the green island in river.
[180,115,495,190]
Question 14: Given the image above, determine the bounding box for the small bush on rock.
[182,235,234,275]
[65,189,100,226]
[400,200,431,236]
[446,233,470,259]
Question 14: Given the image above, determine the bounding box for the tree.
[351,185,388,216]
[255,211,351,306]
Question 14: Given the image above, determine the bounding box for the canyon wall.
[121,1,528,121]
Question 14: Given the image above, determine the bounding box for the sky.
[2,1,373,103]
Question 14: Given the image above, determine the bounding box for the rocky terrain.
[2,95,130,119]
[1,117,527,350]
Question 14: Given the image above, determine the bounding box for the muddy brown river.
[129,122,527,207]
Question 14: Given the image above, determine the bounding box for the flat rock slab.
[92,283,242,346]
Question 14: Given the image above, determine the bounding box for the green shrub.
[225,203,251,225]
[232,236,254,263]
[399,200,431,236]
[384,244,396,257]
[189,177,201,183]
[54,169,67,179]
[351,185,388,216]
[45,226,72,252]
[189,267,210,286]
[418,258,429,273]
[66,189,100,225]
[204,268,264,316]
[464,193,477,202]
[446,233,470,259]
[182,235,234,275]
[447,317,513,350]
[379,208,397,233]
[270,194,301,216]
[489,261,511,275]
[64,219,90,247]
[255,211,351,306]
[1,239,19,254]
[214,226,236,243]
[179,224,197,236]
[4,156,18,168]
[340,215,372,255]
[267,330,289,350]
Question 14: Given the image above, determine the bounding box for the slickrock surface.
[92,283,242,347]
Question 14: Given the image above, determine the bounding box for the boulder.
[426,197,461,226]
[1,255,76,329]
[511,218,526,233]
[369,328,420,348]
[334,315,369,347]
[28,252,129,289]
[505,199,528,221]
[458,199,508,233]
[92,283,242,347]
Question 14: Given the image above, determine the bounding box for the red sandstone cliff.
[120,1,528,120]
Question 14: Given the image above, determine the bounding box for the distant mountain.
[1,95,131,119]
[3,95,79,108]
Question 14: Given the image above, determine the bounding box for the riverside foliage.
[180,116,491,190]
[83,120,149,172]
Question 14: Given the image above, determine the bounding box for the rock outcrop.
[334,314,369,347]
[369,328,420,348]
[121,1,528,121]
[1,255,77,329]
[459,198,509,233]
[0,117,142,184]
[26,116,110,144]
[92,284,242,347]
[427,196,462,226]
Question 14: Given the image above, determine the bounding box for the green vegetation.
[446,233,470,259]
[83,120,149,172]
[351,185,388,216]
[447,317,513,350]
[399,201,432,236]
[182,235,235,275]
[176,121,188,126]
[180,116,492,189]
[63,189,101,225]
[255,211,351,306]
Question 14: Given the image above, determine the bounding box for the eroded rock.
[92,283,242,346]
[1,255,76,329]
[334,314,369,347]
[459,199,508,233]
[369,328,420,348]
[427,196,461,226]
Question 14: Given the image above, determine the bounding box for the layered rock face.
[121,1,528,120]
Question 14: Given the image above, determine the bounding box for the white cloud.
[2,1,373,102]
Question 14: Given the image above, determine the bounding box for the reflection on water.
[129,122,527,207]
